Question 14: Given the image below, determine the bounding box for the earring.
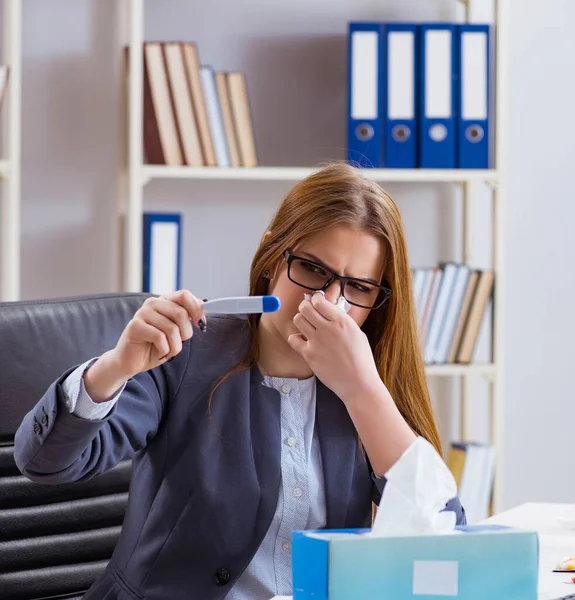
[263,269,271,279]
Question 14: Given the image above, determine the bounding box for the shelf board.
[0,159,9,179]
[424,363,496,377]
[141,165,499,185]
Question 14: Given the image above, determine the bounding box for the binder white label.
[351,31,378,120]
[150,222,179,295]
[413,560,459,596]
[425,30,452,119]
[388,32,414,120]
[462,32,488,120]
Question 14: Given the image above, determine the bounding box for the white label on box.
[413,560,459,596]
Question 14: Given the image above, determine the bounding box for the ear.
[264,259,282,282]
[262,230,272,242]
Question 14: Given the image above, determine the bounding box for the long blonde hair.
[212,161,442,455]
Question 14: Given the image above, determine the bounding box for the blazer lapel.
[315,380,359,528]
[249,366,282,530]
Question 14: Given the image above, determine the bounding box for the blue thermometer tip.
[262,295,281,313]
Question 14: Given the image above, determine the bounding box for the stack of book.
[138,42,258,168]
[412,263,495,364]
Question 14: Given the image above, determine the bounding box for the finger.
[310,291,343,321]
[287,333,307,355]
[146,297,194,340]
[293,312,316,339]
[298,298,329,328]
[165,289,206,329]
[131,320,171,359]
[141,311,183,358]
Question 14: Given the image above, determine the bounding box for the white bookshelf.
[140,165,499,185]
[0,0,22,302]
[425,363,496,378]
[119,0,506,512]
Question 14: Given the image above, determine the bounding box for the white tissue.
[303,292,351,314]
[336,296,351,313]
[370,437,458,537]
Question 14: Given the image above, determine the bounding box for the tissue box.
[292,525,538,600]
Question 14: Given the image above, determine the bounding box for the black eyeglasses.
[284,250,391,310]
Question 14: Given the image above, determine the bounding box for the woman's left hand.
[288,292,384,404]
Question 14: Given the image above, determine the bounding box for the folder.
[181,43,217,166]
[227,72,259,167]
[457,270,495,363]
[447,270,479,363]
[347,23,383,168]
[411,268,426,318]
[382,23,418,168]
[215,72,241,167]
[143,213,182,295]
[416,267,434,334]
[200,65,231,167]
[419,266,441,345]
[435,264,471,363]
[424,262,458,363]
[163,43,204,166]
[419,24,457,169]
[457,24,492,169]
[143,43,184,166]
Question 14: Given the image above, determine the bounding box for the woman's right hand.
[112,290,206,377]
[84,291,205,403]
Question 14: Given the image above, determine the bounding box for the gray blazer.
[14,315,465,600]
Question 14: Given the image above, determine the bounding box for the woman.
[14,162,465,600]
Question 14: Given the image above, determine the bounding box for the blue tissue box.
[292,525,538,600]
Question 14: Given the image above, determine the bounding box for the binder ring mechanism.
[392,125,411,143]
[466,125,484,143]
[429,124,448,143]
[356,123,374,141]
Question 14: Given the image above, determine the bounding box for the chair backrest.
[0,293,149,600]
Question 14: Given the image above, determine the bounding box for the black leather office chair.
[0,293,150,600]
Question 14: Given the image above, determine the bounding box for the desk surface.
[485,502,575,599]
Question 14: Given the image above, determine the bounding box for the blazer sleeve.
[13,341,192,485]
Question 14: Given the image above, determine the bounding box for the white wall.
[7,0,575,509]
[503,0,575,508]
[20,0,120,296]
